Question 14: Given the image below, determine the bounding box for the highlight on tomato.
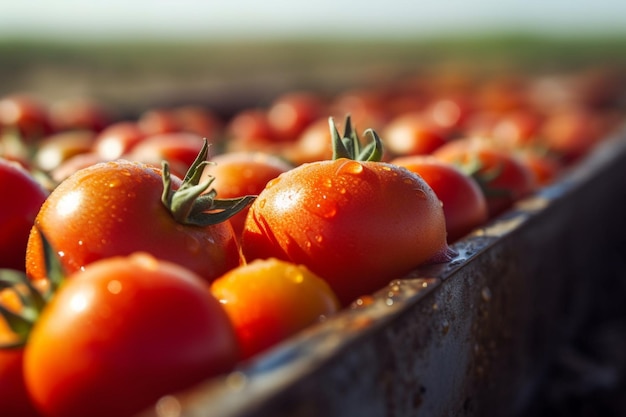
[25,140,255,284]
[211,258,340,360]
[241,116,454,306]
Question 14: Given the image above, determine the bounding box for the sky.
[1,0,625,40]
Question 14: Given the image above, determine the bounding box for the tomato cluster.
[1,67,624,417]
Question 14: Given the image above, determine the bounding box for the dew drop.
[258,198,266,209]
[108,178,121,188]
[481,287,492,302]
[322,177,333,188]
[266,177,280,189]
[337,160,364,175]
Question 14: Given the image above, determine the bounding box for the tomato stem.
[330,115,383,162]
[161,139,256,226]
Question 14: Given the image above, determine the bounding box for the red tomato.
[124,131,207,176]
[432,138,536,218]
[0,288,43,417]
[93,121,146,160]
[137,108,181,136]
[172,105,224,142]
[33,130,96,172]
[381,112,447,156]
[211,258,340,359]
[285,117,336,165]
[47,98,111,133]
[25,147,248,283]
[23,252,238,417]
[539,106,606,163]
[267,91,326,142]
[391,156,488,242]
[201,151,293,239]
[242,118,452,306]
[226,108,274,146]
[0,158,48,271]
[0,94,52,141]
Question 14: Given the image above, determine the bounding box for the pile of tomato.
[1,66,624,417]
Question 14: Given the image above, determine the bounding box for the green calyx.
[458,155,512,199]
[330,115,383,162]
[0,230,65,349]
[161,139,256,227]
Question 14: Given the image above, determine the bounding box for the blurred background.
[1,0,625,116]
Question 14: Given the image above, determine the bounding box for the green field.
[1,33,625,116]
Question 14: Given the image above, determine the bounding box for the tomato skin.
[93,121,146,160]
[433,139,536,218]
[23,253,238,417]
[0,94,52,141]
[381,112,447,157]
[241,158,451,306]
[211,258,340,360]
[267,91,326,142]
[201,151,293,239]
[391,156,488,243]
[25,160,242,283]
[0,158,49,271]
[0,347,42,417]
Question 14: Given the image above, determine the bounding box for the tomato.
[539,106,607,163]
[211,258,340,360]
[0,158,49,271]
[33,130,96,172]
[284,117,336,165]
[381,112,447,157]
[0,94,52,142]
[137,108,181,136]
[172,105,224,142]
[23,252,239,417]
[93,121,146,160]
[390,155,488,243]
[267,91,326,142]
[47,98,111,133]
[241,117,452,306]
[200,151,293,239]
[432,138,536,218]
[225,108,274,148]
[26,141,252,283]
[0,286,43,417]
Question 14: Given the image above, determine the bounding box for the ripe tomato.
[47,97,111,133]
[93,121,146,160]
[33,130,96,172]
[390,155,488,243]
[0,94,52,141]
[200,151,293,239]
[0,158,48,271]
[432,138,536,218]
[0,286,43,417]
[267,91,326,142]
[242,117,452,306]
[211,258,340,360]
[381,112,447,157]
[23,252,239,417]
[26,142,252,283]
[124,131,207,174]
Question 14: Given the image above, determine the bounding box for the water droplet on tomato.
[108,178,121,188]
[442,319,450,335]
[258,198,266,209]
[336,160,363,176]
[107,280,122,294]
[266,177,280,189]
[57,250,65,258]
[322,177,333,188]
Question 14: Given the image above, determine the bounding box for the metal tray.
[138,125,626,417]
